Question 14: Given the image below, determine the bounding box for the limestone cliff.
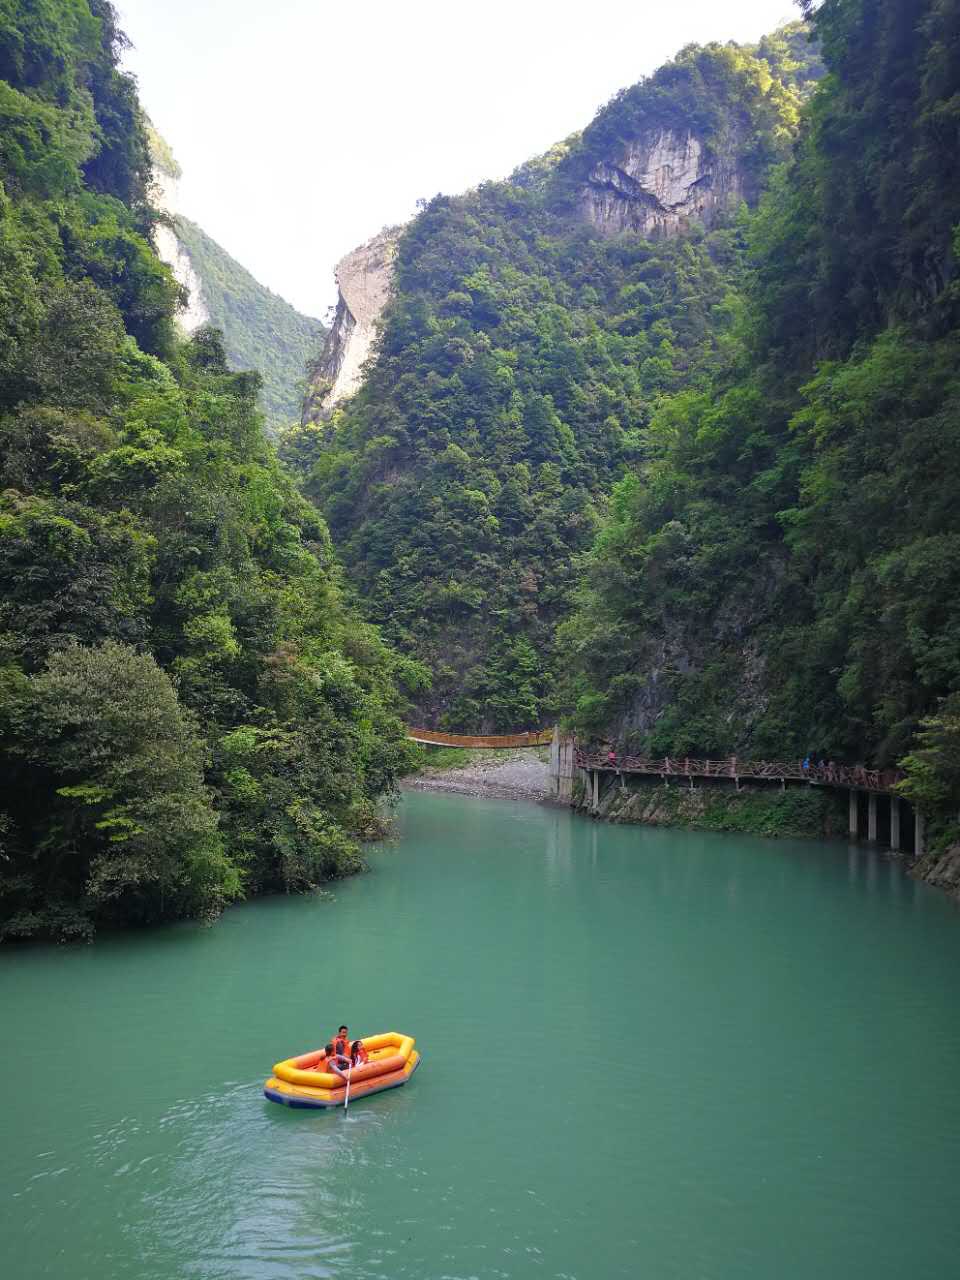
[302,229,398,423]
[146,129,325,430]
[579,127,745,238]
[151,166,210,332]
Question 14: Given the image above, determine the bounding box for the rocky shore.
[405,751,551,802]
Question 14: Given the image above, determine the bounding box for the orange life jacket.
[352,1041,369,1065]
[333,1033,350,1059]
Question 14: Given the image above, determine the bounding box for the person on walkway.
[607,747,618,771]
[802,755,811,776]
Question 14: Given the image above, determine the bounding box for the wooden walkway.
[576,750,904,795]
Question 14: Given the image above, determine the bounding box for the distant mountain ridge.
[149,129,325,430]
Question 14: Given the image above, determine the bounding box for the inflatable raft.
[264,1032,420,1109]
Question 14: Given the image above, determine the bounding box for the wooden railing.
[576,751,903,793]
[407,728,554,749]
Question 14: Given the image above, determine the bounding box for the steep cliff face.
[579,128,744,238]
[151,167,210,331]
[147,132,325,430]
[302,229,398,423]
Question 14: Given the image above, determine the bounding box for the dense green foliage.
[171,215,325,432]
[296,34,818,730]
[563,0,960,838]
[0,1,414,939]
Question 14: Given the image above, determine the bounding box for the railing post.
[890,796,901,852]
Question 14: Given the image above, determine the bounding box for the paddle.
[344,1063,352,1111]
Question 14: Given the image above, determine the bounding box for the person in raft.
[351,1039,369,1067]
[333,1025,350,1058]
[324,1041,351,1081]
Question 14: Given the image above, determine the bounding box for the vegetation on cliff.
[0,0,415,940]
[293,32,820,730]
[562,0,960,844]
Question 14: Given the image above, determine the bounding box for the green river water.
[2,790,960,1279]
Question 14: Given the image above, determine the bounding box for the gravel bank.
[405,750,552,802]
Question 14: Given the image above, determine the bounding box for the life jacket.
[334,1033,350,1059]
[352,1041,369,1065]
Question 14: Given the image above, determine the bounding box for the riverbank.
[405,747,551,802]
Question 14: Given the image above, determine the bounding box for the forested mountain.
[0,0,415,939]
[562,0,960,847]
[149,133,325,431]
[293,27,823,729]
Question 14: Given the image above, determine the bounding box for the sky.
[117,0,797,318]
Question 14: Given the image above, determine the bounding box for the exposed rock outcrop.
[151,167,210,332]
[580,128,744,238]
[912,844,960,903]
[302,229,398,423]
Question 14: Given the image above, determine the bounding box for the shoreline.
[404,749,553,804]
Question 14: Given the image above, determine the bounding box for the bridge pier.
[592,769,599,814]
[549,728,577,803]
[867,793,878,843]
[849,790,859,839]
[915,811,926,858]
[890,797,901,852]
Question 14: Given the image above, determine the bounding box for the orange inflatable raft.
[263,1032,420,1109]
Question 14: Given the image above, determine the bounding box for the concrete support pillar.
[915,811,926,859]
[868,792,878,843]
[849,790,859,839]
[592,769,599,814]
[890,797,901,852]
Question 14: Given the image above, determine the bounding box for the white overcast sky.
[117,0,797,318]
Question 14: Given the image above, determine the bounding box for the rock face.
[912,843,960,903]
[150,168,210,332]
[580,128,744,238]
[302,229,398,423]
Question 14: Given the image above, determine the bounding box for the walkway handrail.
[575,750,903,794]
